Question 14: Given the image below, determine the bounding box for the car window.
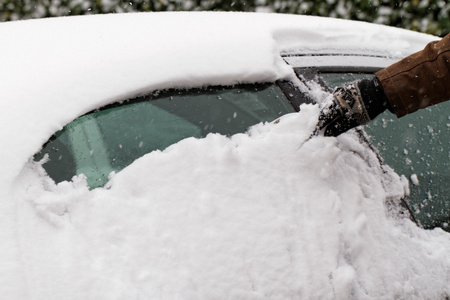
[321,72,450,231]
[34,83,296,189]
[364,104,450,230]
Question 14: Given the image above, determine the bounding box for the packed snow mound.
[13,106,450,299]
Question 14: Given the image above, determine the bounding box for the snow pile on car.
[13,104,450,299]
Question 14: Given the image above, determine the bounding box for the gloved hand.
[316,77,393,137]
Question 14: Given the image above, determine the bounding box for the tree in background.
[0,0,448,36]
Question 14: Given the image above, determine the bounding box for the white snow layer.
[13,107,450,299]
[0,12,448,299]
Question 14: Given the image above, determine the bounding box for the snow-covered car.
[1,12,449,299]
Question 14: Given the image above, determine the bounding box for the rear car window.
[34,83,295,188]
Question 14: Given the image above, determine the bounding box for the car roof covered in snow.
[0,12,437,185]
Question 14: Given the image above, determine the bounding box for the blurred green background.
[1,0,449,36]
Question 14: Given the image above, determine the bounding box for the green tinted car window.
[35,83,295,188]
[364,105,450,230]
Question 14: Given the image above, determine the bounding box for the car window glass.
[321,72,450,231]
[320,73,374,89]
[34,83,295,189]
[364,104,450,230]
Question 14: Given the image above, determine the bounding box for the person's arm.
[317,34,450,137]
[377,34,450,117]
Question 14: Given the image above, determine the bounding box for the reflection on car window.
[321,72,450,231]
[34,83,295,188]
[320,73,374,89]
